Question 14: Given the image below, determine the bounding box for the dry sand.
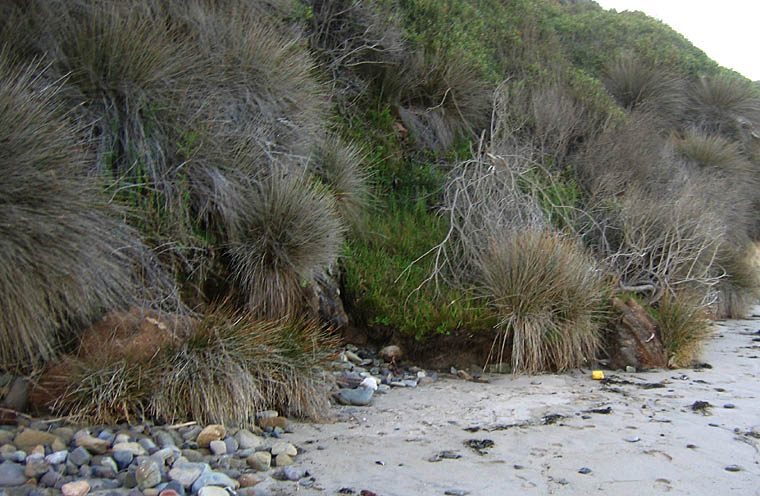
[278,312,760,495]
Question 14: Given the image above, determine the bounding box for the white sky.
[594,0,760,81]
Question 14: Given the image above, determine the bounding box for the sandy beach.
[279,312,760,496]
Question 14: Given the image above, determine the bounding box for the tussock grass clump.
[310,135,372,231]
[50,359,156,425]
[388,49,492,151]
[47,308,337,425]
[0,57,148,370]
[479,230,610,374]
[304,0,404,81]
[603,52,685,120]
[228,173,345,318]
[656,292,712,368]
[713,243,760,319]
[153,309,337,425]
[673,128,754,176]
[687,74,760,139]
[575,110,671,196]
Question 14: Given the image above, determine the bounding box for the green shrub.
[342,202,498,341]
[227,172,345,319]
[656,291,712,368]
[0,56,155,370]
[477,230,610,373]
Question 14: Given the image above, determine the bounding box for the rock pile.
[327,344,440,406]
[0,418,309,496]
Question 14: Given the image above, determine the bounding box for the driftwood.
[608,297,668,369]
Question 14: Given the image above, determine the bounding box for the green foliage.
[343,202,498,340]
[548,6,719,79]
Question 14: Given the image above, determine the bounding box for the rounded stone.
[270,442,296,457]
[168,465,204,488]
[274,453,293,467]
[233,430,260,451]
[237,474,264,488]
[13,430,59,451]
[196,426,226,449]
[111,443,147,456]
[61,480,90,496]
[136,459,162,489]
[68,447,91,467]
[246,452,271,472]
[44,451,68,466]
[0,461,28,487]
[208,441,226,456]
[197,487,227,496]
[75,436,109,455]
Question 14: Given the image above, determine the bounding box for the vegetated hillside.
[1,0,759,422]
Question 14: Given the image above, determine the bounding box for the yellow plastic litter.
[591,370,604,380]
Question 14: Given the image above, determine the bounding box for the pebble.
[61,481,90,496]
[196,426,225,449]
[111,444,146,457]
[723,403,736,409]
[272,466,306,481]
[237,474,264,488]
[274,454,293,467]
[233,431,260,451]
[724,465,741,472]
[68,448,91,468]
[190,472,237,494]
[197,487,227,496]
[208,441,226,456]
[111,452,133,471]
[24,458,49,479]
[246,453,271,472]
[45,451,68,466]
[578,467,592,474]
[75,437,108,455]
[0,462,28,487]
[270,443,296,457]
[135,459,162,489]
[168,464,203,489]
